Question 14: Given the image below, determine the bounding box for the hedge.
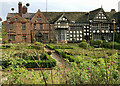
[46,44,73,50]
[103,42,120,50]
[90,40,120,50]
[2,53,56,68]
[55,49,80,63]
[0,45,11,49]
[46,44,54,50]
[27,45,43,50]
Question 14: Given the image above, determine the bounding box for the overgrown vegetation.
[1,41,120,85]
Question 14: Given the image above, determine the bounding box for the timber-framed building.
[2,2,120,43]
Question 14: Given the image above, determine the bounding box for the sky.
[0,0,120,22]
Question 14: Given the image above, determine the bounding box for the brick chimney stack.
[18,2,22,16]
[23,6,27,14]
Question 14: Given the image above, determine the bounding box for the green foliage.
[54,46,73,49]
[114,32,119,43]
[49,39,54,43]
[9,38,13,41]
[78,42,88,49]
[0,28,7,39]
[46,44,54,50]
[68,53,119,84]
[0,44,12,49]
[103,42,120,50]
[27,42,43,49]
[101,35,105,40]
[82,39,86,42]
[97,40,103,47]
[2,53,56,68]
[3,40,8,44]
[46,44,74,50]
[90,40,103,47]
[55,49,80,63]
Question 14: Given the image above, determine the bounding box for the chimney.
[23,6,27,14]
[18,2,22,16]
[110,9,116,13]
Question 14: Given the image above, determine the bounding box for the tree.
[0,25,7,43]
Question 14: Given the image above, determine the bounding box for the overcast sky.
[0,0,120,21]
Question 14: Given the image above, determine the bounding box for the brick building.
[2,2,120,43]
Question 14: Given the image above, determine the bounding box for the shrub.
[0,44,11,49]
[78,42,88,49]
[54,46,73,49]
[46,44,54,50]
[2,53,56,68]
[90,40,103,47]
[103,42,120,50]
[97,40,103,47]
[28,42,43,50]
[55,49,80,63]
[82,39,86,42]
[3,40,8,44]
[49,39,54,43]
[9,39,13,41]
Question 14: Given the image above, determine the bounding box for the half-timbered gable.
[89,8,111,41]
[2,2,120,43]
[54,14,70,43]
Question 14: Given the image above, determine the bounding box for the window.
[46,34,48,40]
[40,24,43,29]
[9,35,15,41]
[22,23,26,30]
[9,23,13,30]
[34,24,36,29]
[22,35,26,41]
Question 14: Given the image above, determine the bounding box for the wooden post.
[113,22,115,49]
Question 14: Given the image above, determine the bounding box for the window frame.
[22,23,26,30]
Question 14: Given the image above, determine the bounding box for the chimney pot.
[18,2,22,16]
[23,6,27,14]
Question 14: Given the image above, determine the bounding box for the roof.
[6,8,117,23]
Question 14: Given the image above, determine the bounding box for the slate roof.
[7,8,118,24]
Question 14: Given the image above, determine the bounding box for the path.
[44,46,71,69]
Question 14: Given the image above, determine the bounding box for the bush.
[3,40,8,44]
[27,42,43,49]
[90,40,103,47]
[2,53,56,68]
[82,39,86,42]
[78,42,88,49]
[49,39,54,43]
[54,46,73,49]
[46,44,54,50]
[103,42,120,50]
[0,44,11,49]
[55,49,80,63]
[97,40,103,47]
